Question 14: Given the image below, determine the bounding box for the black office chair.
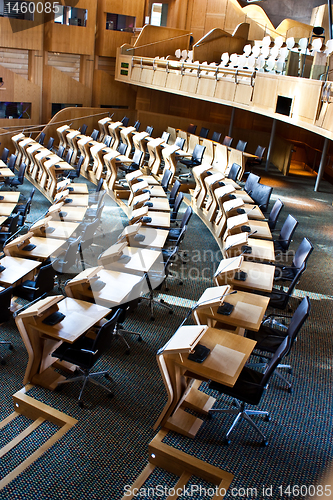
[208,336,290,445]
[245,297,311,393]
[161,131,170,144]
[7,154,17,173]
[121,116,129,127]
[57,145,65,159]
[0,286,14,364]
[222,136,233,147]
[267,262,306,311]
[119,150,143,174]
[84,190,106,219]
[267,199,284,230]
[178,144,206,176]
[227,163,241,182]
[167,206,193,242]
[199,127,209,138]
[79,124,88,135]
[90,129,99,141]
[65,155,83,181]
[88,179,104,205]
[274,237,313,283]
[117,142,127,156]
[1,147,9,163]
[15,187,35,216]
[53,236,81,290]
[243,173,260,195]
[168,179,181,208]
[273,214,298,253]
[0,214,19,246]
[103,135,112,147]
[46,137,55,151]
[51,308,123,407]
[235,140,247,152]
[16,199,32,228]
[4,162,27,189]
[133,120,141,132]
[64,148,73,164]
[187,124,197,134]
[160,168,173,193]
[162,224,187,262]
[170,192,184,223]
[175,137,186,150]
[145,125,154,137]
[250,183,273,212]
[37,132,46,145]
[211,131,222,143]
[246,145,266,170]
[14,262,55,301]
[78,218,102,269]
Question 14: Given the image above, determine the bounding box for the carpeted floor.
[0,165,332,500]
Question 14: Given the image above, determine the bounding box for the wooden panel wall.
[0,16,44,50]
[133,25,191,58]
[92,70,137,109]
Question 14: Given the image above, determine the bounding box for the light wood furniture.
[214,256,275,293]
[4,232,66,262]
[30,217,80,240]
[119,223,169,249]
[0,168,15,180]
[0,192,20,203]
[98,244,164,277]
[15,295,111,389]
[0,203,17,216]
[47,202,87,222]
[224,232,275,262]
[154,324,256,438]
[0,255,41,287]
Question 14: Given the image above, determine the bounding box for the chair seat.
[245,325,287,352]
[53,335,95,370]
[209,367,264,406]
[268,290,289,309]
[167,228,181,240]
[274,267,296,281]
[274,240,286,252]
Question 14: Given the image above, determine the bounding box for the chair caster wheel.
[1,359,6,366]
[261,439,268,447]
[264,415,271,422]
[287,387,292,393]
[8,344,14,351]
[104,373,111,379]
[107,393,114,399]
[78,401,85,408]
[179,281,183,286]
[288,368,292,374]
[223,438,230,445]
[168,310,173,315]
[150,316,155,321]
[125,349,130,355]
[160,299,165,304]
[207,413,213,420]
[138,336,143,342]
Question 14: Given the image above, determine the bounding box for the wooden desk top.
[0,216,8,225]
[0,159,7,168]
[149,185,168,198]
[0,168,15,178]
[12,236,66,261]
[194,288,270,331]
[0,256,41,287]
[62,194,89,207]
[0,203,18,216]
[215,257,274,293]
[146,211,170,229]
[170,327,256,388]
[128,227,169,249]
[49,205,87,222]
[66,267,145,308]
[0,192,20,203]
[66,183,89,194]
[40,220,80,240]
[247,237,275,263]
[103,246,163,275]
[30,297,110,344]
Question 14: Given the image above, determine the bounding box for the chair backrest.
[161,169,172,191]
[17,163,27,183]
[38,132,46,145]
[7,154,17,172]
[236,140,247,152]
[74,155,84,175]
[0,286,13,323]
[121,116,129,127]
[91,308,123,355]
[132,150,143,168]
[46,137,54,150]
[34,263,56,295]
[244,173,260,194]
[199,127,209,138]
[261,336,291,387]
[103,135,112,147]
[227,163,241,181]
[175,137,185,150]
[222,136,233,147]
[170,192,184,221]
[133,120,141,131]
[90,129,99,141]
[169,179,181,202]
[293,237,314,269]
[187,124,197,134]
[161,131,170,144]
[287,296,311,346]
[211,131,222,143]
[65,148,73,164]
[80,124,88,135]
[285,261,306,296]
[268,199,284,230]
[117,142,127,155]
[7,213,20,234]
[1,148,9,163]
[278,214,298,251]
[96,178,104,193]
[57,145,65,159]
[254,145,266,161]
[145,125,154,136]
[180,206,193,228]
[57,236,81,273]
[192,144,205,162]
[80,218,100,250]
[251,183,273,212]
[26,187,36,210]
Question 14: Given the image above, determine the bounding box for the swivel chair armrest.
[22,285,39,291]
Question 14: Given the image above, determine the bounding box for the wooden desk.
[123,226,169,249]
[0,203,17,216]
[154,324,256,437]
[225,233,275,263]
[5,235,66,262]
[0,168,15,179]
[99,245,164,276]
[214,256,275,293]
[226,214,272,240]
[48,205,87,222]
[0,216,8,225]
[31,218,80,240]
[57,180,89,195]
[65,266,146,307]
[61,194,89,207]
[193,285,270,332]
[0,192,20,203]
[145,211,170,229]
[0,256,41,287]
[15,295,111,389]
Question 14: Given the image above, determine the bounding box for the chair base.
[0,340,13,365]
[57,367,113,406]
[247,360,292,392]
[115,324,142,355]
[139,294,173,321]
[209,399,269,445]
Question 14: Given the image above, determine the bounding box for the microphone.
[179,290,237,328]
